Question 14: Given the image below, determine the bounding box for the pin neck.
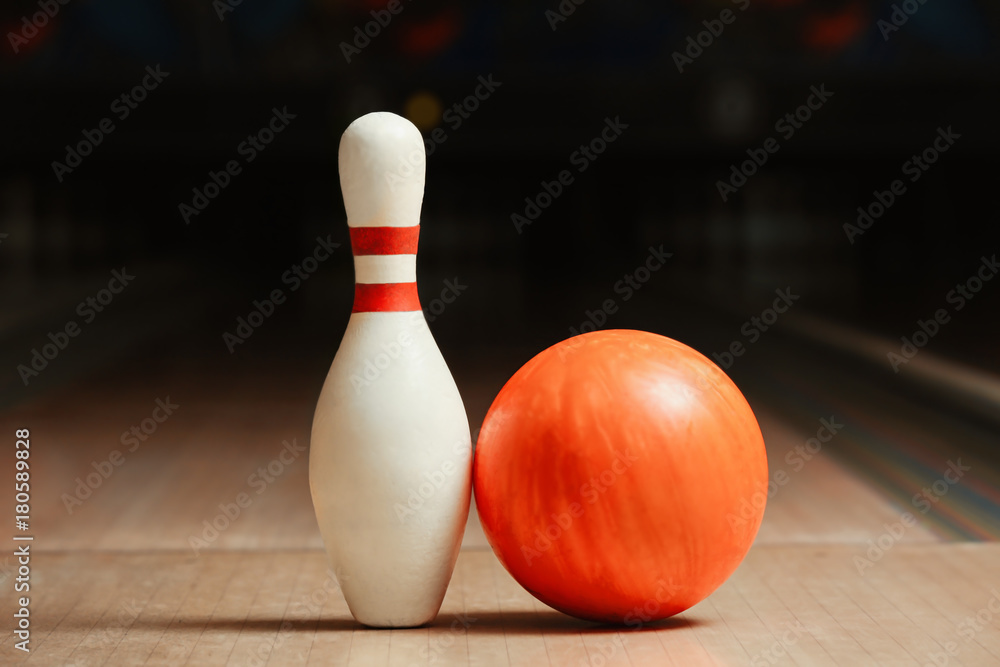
[353,284,420,313]
[349,225,419,256]
[349,224,421,313]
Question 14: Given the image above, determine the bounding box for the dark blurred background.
[1,0,999,433]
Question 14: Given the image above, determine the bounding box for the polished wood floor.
[1,351,998,666]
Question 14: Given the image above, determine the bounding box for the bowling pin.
[309,112,472,628]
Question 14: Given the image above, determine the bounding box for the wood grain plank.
[261,554,328,667]
[491,557,552,667]
[0,552,82,657]
[426,554,470,667]
[346,628,391,667]
[142,551,241,666]
[1,547,998,666]
[459,552,508,667]
[729,552,837,667]
[758,547,878,665]
[25,553,154,666]
[102,554,203,666]
[185,552,277,665]
[305,560,355,667]
[226,550,301,666]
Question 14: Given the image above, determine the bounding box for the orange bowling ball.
[473,329,768,624]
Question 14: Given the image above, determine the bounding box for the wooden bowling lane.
[1,547,999,666]
[737,325,1000,543]
[0,345,999,665]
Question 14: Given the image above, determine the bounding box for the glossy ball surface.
[473,330,768,623]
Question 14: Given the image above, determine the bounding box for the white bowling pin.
[309,112,472,628]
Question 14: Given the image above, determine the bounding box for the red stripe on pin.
[350,226,420,256]
[352,283,421,313]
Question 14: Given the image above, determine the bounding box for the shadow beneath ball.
[435,611,700,635]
